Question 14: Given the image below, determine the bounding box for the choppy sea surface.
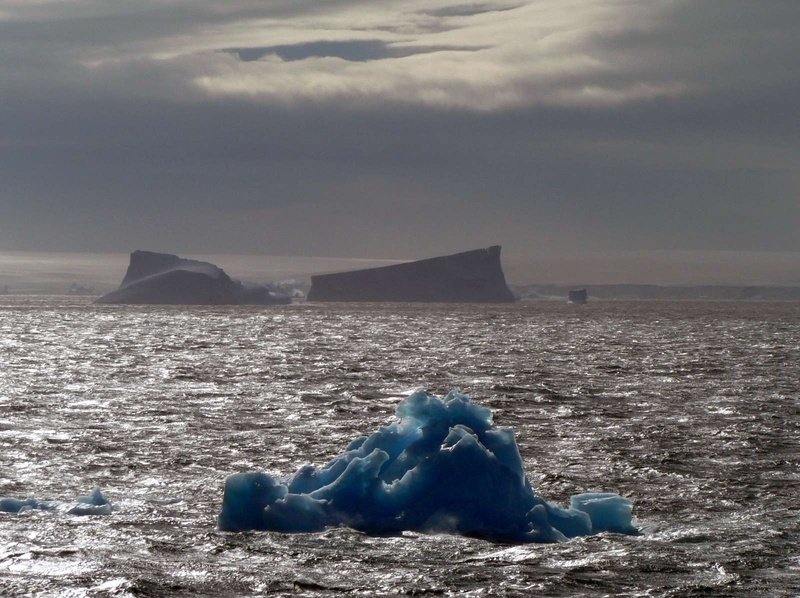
[1,297,798,597]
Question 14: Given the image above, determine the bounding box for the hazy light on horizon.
[1,249,798,294]
[0,1,798,262]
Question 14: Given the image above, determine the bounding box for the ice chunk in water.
[0,488,111,516]
[571,492,636,534]
[0,497,53,513]
[67,487,113,516]
[218,390,637,543]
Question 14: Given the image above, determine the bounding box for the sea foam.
[219,390,636,542]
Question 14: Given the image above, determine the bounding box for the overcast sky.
[1,0,798,270]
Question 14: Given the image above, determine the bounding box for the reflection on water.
[1,297,799,596]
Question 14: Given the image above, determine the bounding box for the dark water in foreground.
[1,298,798,596]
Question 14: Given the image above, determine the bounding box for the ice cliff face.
[307,246,515,303]
[218,391,636,543]
[96,251,290,305]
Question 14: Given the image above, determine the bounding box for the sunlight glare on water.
[1,297,799,596]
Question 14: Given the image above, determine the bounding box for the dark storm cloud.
[422,3,522,17]
[224,40,484,63]
[0,0,798,262]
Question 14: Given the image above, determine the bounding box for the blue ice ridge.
[218,390,637,542]
[0,487,112,516]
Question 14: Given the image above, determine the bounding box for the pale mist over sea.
[1,250,798,295]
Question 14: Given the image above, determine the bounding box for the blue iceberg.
[219,391,637,542]
[0,497,54,513]
[67,487,113,516]
[0,488,111,516]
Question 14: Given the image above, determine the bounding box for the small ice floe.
[66,488,113,516]
[218,390,637,543]
[1,488,112,516]
[0,497,55,513]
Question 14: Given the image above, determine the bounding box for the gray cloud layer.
[1,0,798,263]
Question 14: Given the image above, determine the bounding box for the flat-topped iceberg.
[307,246,516,303]
[218,391,636,542]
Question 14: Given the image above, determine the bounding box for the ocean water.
[1,297,798,596]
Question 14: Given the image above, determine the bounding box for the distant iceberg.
[96,250,291,305]
[307,246,515,303]
[218,391,636,542]
[568,288,588,304]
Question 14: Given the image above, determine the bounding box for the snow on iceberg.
[218,390,637,542]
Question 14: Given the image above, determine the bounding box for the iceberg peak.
[219,391,637,543]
